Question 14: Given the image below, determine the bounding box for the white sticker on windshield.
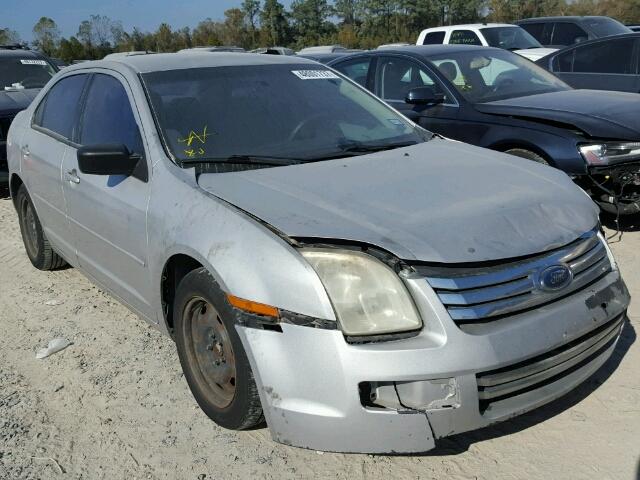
[20,59,48,65]
[292,70,339,80]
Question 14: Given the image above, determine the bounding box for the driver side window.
[79,74,144,157]
[375,57,446,102]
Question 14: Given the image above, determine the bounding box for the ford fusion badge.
[539,265,573,291]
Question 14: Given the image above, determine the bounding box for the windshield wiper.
[338,140,419,154]
[182,154,302,167]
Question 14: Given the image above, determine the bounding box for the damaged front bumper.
[236,270,629,454]
[582,162,640,215]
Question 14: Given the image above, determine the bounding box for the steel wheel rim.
[20,196,38,258]
[183,297,236,409]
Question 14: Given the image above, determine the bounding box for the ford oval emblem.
[539,265,573,291]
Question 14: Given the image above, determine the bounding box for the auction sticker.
[292,70,339,80]
[21,59,48,65]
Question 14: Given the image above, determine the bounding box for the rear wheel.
[174,268,264,430]
[504,148,549,166]
[16,184,66,270]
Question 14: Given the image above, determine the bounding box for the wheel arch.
[160,253,205,336]
[488,141,555,166]
[9,173,24,209]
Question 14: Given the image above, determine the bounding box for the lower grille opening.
[477,315,624,414]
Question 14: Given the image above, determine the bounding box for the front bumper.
[237,270,629,453]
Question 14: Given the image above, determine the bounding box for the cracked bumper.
[237,270,629,454]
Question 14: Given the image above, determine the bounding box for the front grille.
[420,230,611,327]
[476,314,624,413]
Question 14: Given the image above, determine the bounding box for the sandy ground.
[0,188,638,480]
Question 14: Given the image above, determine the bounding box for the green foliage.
[32,17,60,57]
[28,1,640,61]
[0,28,21,45]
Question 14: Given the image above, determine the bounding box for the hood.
[197,140,598,263]
[0,88,40,115]
[475,89,640,140]
[514,47,557,61]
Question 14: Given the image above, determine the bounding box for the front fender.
[148,162,336,333]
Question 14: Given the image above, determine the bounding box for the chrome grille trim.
[477,315,624,402]
[422,230,611,323]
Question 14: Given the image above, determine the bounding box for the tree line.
[1,0,638,62]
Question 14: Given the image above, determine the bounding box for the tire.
[16,184,66,271]
[504,148,549,166]
[174,268,264,430]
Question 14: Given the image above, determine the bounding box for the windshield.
[142,64,429,167]
[0,57,57,90]
[430,49,570,103]
[481,27,542,50]
[584,17,631,37]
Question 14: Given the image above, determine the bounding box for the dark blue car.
[328,45,640,215]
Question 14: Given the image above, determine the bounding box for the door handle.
[21,145,30,157]
[65,169,80,184]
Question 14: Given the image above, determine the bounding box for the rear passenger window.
[552,23,588,45]
[423,32,446,45]
[449,30,482,46]
[34,74,88,140]
[333,57,372,87]
[520,23,545,42]
[79,74,144,156]
[572,39,636,74]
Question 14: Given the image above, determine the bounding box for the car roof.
[542,32,640,56]
[517,16,615,23]
[63,51,319,74]
[420,23,514,31]
[331,44,498,60]
[0,48,45,58]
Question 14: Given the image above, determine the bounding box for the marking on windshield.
[292,70,339,80]
[178,126,212,158]
[20,59,48,65]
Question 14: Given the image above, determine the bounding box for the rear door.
[23,73,89,261]
[61,71,153,318]
[371,55,459,137]
[551,37,640,92]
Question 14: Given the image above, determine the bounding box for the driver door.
[61,71,154,319]
[371,55,459,137]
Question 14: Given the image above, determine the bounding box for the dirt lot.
[0,190,638,480]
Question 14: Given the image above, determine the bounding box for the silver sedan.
[6,52,630,453]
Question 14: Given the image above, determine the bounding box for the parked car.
[296,51,352,64]
[0,44,57,183]
[329,45,640,215]
[7,52,629,454]
[627,25,640,32]
[297,45,349,54]
[179,46,246,53]
[416,24,556,61]
[250,47,295,55]
[536,33,640,93]
[516,16,631,47]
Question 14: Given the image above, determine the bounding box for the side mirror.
[77,144,147,182]
[406,86,445,106]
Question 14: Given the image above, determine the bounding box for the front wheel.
[504,148,550,166]
[16,184,66,270]
[173,268,264,430]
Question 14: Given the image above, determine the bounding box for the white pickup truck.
[417,23,557,61]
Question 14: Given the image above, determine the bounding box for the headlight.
[579,142,640,166]
[301,249,422,336]
[597,232,618,271]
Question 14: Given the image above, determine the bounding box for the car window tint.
[35,74,88,140]
[552,23,588,45]
[423,31,445,45]
[572,38,636,74]
[376,57,446,102]
[520,23,545,42]
[449,30,482,46]
[432,59,466,86]
[79,74,143,156]
[333,57,372,87]
[554,49,575,72]
[476,58,519,85]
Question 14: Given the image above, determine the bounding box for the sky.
[3,0,294,42]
